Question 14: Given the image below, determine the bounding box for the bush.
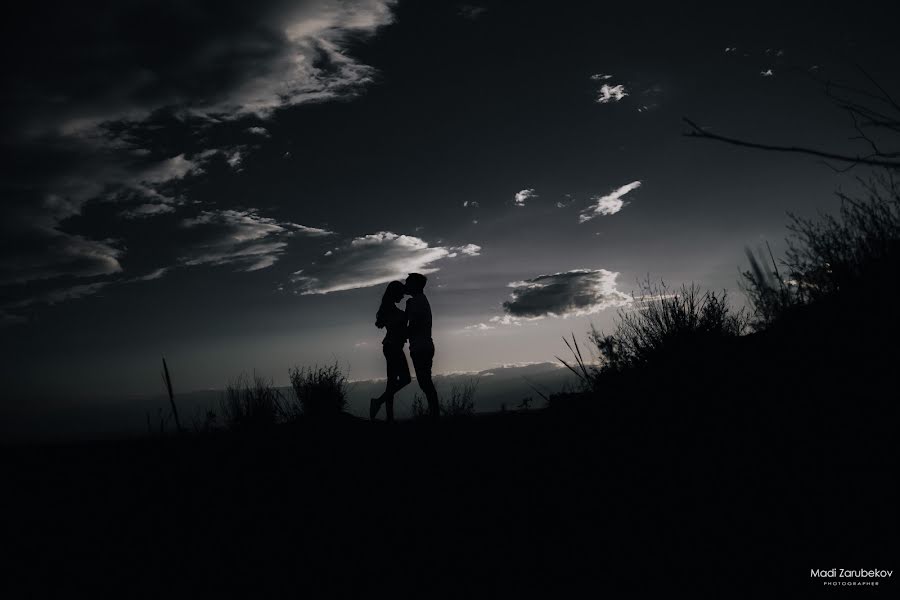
[743,173,900,327]
[220,372,284,431]
[411,393,429,420]
[287,363,348,419]
[442,379,478,417]
[595,281,746,373]
[558,281,747,389]
[410,379,478,418]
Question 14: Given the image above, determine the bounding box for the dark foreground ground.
[2,392,896,597]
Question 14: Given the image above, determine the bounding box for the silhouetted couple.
[370,273,439,421]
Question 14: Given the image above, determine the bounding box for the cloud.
[500,269,631,320]
[760,69,774,77]
[514,189,537,207]
[0,311,28,328]
[2,264,172,322]
[579,181,641,223]
[556,193,575,208]
[449,244,482,257]
[4,281,113,313]
[180,209,332,272]
[596,84,628,104]
[458,5,487,20]
[120,203,177,219]
[7,1,396,140]
[2,149,215,288]
[132,268,169,282]
[590,73,614,80]
[464,323,495,331]
[2,0,394,303]
[462,200,479,208]
[291,231,479,294]
[226,150,245,171]
[0,226,123,285]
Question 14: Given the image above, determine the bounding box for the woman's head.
[376,281,406,328]
[382,280,406,305]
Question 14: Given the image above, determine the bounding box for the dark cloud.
[501,269,631,319]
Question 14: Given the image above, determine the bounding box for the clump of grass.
[743,173,900,327]
[411,393,429,420]
[220,372,284,431]
[287,362,348,419]
[557,280,748,389]
[594,281,747,374]
[191,406,218,434]
[410,379,478,419]
[442,379,478,417]
[742,242,796,329]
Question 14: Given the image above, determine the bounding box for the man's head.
[405,273,427,294]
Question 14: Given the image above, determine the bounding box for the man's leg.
[412,347,439,418]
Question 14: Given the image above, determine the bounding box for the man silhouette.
[404,273,439,418]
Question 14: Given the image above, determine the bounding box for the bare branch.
[682,117,900,170]
[855,64,900,115]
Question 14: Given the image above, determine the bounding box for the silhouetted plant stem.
[162,357,183,433]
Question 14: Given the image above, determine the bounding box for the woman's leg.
[371,346,394,420]
[373,345,406,420]
[382,346,411,422]
[386,348,411,422]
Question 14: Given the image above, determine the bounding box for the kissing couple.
[370,273,439,422]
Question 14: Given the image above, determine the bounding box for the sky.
[2,0,899,405]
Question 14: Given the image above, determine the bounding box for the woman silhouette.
[370,280,411,421]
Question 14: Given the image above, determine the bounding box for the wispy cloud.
[556,193,575,208]
[132,268,169,282]
[579,181,641,223]
[449,244,482,257]
[514,189,537,207]
[596,84,628,104]
[291,231,479,295]
[0,228,123,285]
[2,281,114,316]
[180,209,332,272]
[3,0,395,309]
[458,4,487,20]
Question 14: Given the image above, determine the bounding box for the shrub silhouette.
[410,379,478,418]
[583,281,747,377]
[411,393,429,419]
[442,379,478,417]
[221,372,284,431]
[743,173,900,327]
[287,363,348,419]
